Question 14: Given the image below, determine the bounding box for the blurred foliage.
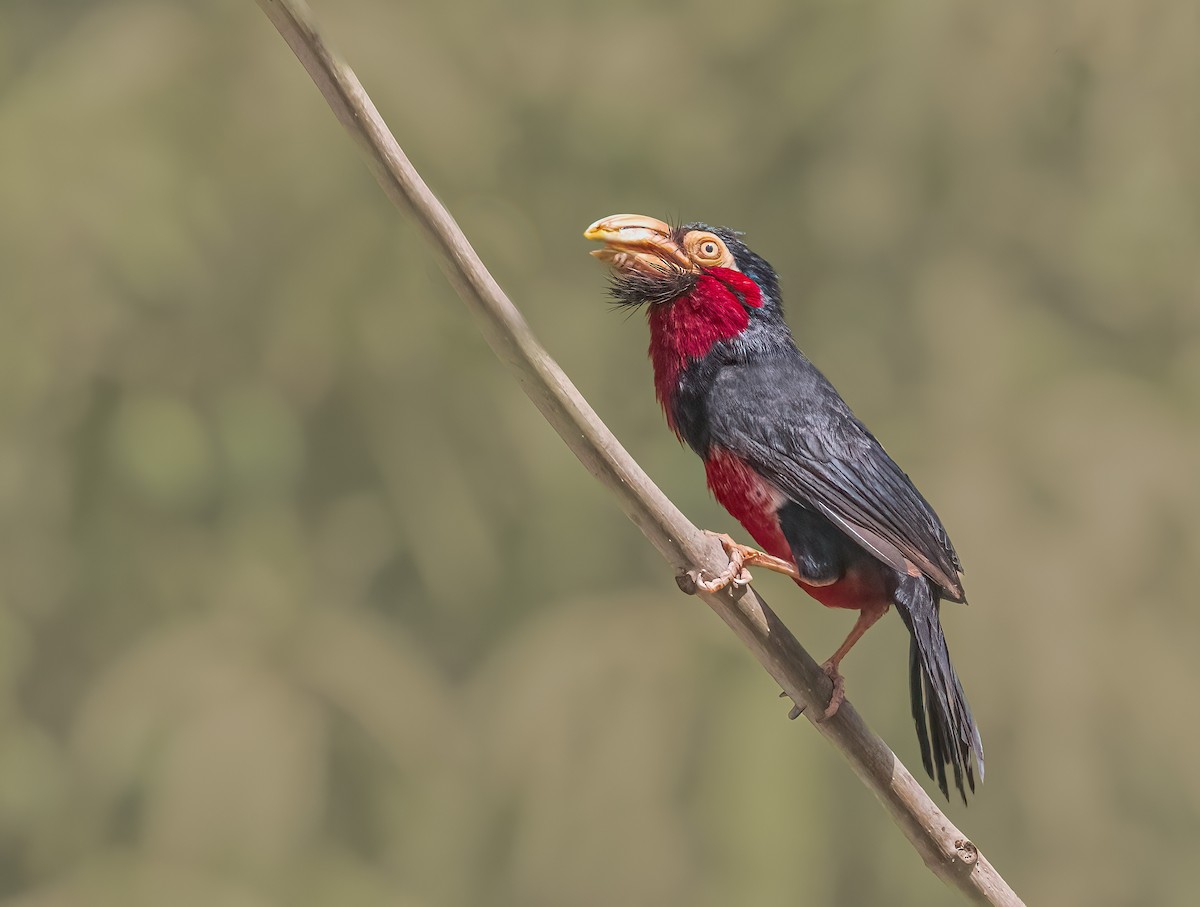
[0,0,1198,904]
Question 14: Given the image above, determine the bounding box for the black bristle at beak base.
[607,267,699,310]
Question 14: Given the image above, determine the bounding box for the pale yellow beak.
[584,214,695,274]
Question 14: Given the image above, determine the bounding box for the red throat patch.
[648,269,762,431]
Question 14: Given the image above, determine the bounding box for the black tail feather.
[894,574,984,804]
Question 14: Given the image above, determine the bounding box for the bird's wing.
[706,356,965,600]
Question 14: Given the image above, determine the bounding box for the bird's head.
[585,213,784,315]
[585,213,794,424]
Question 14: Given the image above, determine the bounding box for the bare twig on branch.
[252,2,1025,903]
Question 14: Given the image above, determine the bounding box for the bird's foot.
[819,660,846,719]
[780,664,843,721]
[693,531,756,593]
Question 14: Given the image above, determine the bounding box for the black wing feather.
[705,353,964,599]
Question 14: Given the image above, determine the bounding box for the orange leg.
[695,531,812,592]
[697,532,889,720]
[818,599,889,718]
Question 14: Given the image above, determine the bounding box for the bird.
[584,214,984,802]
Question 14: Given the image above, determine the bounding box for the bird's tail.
[893,574,985,803]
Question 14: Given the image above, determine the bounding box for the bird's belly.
[704,448,793,563]
[800,566,888,611]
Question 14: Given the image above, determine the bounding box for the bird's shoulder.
[706,351,869,457]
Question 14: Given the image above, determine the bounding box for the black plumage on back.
[679,344,983,801]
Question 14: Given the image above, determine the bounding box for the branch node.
[954,838,979,865]
[675,571,700,595]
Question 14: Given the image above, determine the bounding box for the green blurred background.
[1,1,1197,904]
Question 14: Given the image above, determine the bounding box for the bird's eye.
[690,233,726,265]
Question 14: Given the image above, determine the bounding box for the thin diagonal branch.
[252,2,1024,903]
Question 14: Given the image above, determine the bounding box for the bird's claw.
[677,566,751,596]
[780,668,844,721]
[695,531,757,593]
[695,565,753,594]
[819,660,846,720]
